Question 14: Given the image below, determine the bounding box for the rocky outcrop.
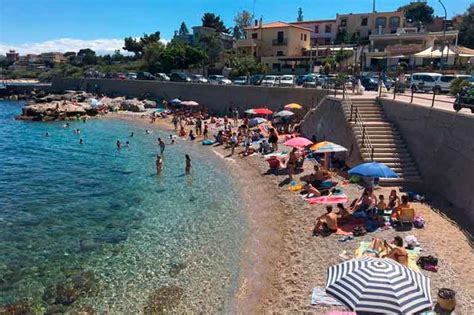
[143,100,157,108]
[121,98,146,112]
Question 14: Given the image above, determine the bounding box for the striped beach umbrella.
[310,141,347,153]
[326,256,432,314]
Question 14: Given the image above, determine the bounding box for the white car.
[410,72,442,92]
[208,75,232,85]
[156,73,170,81]
[191,74,208,84]
[434,74,472,93]
[261,75,279,87]
[233,76,248,85]
[279,75,295,87]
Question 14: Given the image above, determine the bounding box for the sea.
[0,100,248,313]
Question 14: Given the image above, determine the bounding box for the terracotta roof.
[245,21,312,32]
[290,19,336,24]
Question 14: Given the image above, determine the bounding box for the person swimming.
[146,129,151,134]
[116,140,122,149]
[189,130,196,141]
[169,134,176,144]
[158,138,165,154]
[130,132,134,137]
[79,138,84,144]
[63,123,70,128]
[125,141,130,147]
[45,132,50,137]
[185,154,191,174]
[156,154,163,173]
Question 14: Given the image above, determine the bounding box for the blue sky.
[0,0,471,54]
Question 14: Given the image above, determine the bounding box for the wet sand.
[107,111,474,313]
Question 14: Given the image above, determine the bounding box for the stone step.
[355,130,399,136]
[364,147,410,154]
[363,152,412,159]
[379,177,422,186]
[356,134,402,140]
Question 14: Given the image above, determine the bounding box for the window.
[252,33,258,39]
[277,31,284,42]
[440,76,455,82]
[304,34,307,41]
[389,16,400,28]
[361,17,368,26]
[301,33,303,40]
[276,51,284,56]
[325,24,332,33]
[340,18,347,27]
[375,17,387,29]
[314,25,319,33]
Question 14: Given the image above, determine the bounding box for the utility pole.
[439,0,447,72]
[373,0,376,13]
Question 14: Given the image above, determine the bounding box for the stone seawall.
[51,78,330,115]
[379,98,474,229]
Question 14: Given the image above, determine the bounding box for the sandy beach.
[108,111,474,313]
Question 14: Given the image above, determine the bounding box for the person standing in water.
[185,154,191,174]
[156,154,163,173]
[158,138,166,154]
[116,140,122,149]
[45,132,50,137]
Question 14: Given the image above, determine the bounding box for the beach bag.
[413,215,425,229]
[352,226,367,237]
[417,255,438,272]
[365,218,379,233]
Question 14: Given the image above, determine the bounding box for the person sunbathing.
[388,189,401,209]
[313,206,338,236]
[302,165,331,196]
[383,236,408,266]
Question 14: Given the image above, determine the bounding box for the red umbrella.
[251,108,273,115]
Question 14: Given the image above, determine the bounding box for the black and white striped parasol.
[326,256,432,314]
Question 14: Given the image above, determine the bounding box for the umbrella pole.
[324,152,329,169]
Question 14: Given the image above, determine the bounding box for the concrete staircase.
[342,98,422,186]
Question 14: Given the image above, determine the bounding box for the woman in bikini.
[384,236,408,266]
[287,147,298,180]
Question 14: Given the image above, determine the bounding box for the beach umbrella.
[249,117,267,127]
[310,141,348,153]
[169,98,182,104]
[275,110,295,117]
[326,256,432,314]
[246,108,273,115]
[154,108,165,113]
[181,100,199,106]
[283,137,313,148]
[284,103,303,110]
[348,162,398,178]
[89,98,101,107]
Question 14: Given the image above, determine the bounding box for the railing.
[343,86,375,161]
[272,39,288,46]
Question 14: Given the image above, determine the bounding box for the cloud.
[0,37,169,56]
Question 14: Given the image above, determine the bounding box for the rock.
[121,99,146,112]
[0,299,31,315]
[42,271,98,306]
[143,100,157,108]
[143,285,184,314]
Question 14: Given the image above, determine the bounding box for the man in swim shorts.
[313,206,338,236]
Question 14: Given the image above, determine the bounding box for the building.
[6,50,19,62]
[364,28,459,69]
[289,19,337,45]
[40,52,65,64]
[235,21,311,73]
[336,11,405,40]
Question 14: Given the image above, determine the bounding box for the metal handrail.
[343,86,375,161]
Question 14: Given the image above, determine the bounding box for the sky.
[0,0,471,55]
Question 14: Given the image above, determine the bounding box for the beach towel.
[335,218,367,235]
[307,195,348,205]
[354,241,421,271]
[310,287,342,306]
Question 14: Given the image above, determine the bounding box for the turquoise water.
[0,101,247,313]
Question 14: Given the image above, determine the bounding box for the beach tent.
[283,137,313,148]
[348,162,398,178]
[413,47,436,58]
[326,256,432,314]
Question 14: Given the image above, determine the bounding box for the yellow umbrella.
[310,141,348,169]
[284,103,303,110]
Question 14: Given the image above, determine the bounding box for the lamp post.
[439,0,447,72]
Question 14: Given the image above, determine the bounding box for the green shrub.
[449,77,472,95]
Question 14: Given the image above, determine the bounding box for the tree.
[233,10,254,39]
[77,48,97,65]
[198,32,223,66]
[202,12,229,33]
[458,4,474,48]
[123,37,143,56]
[398,2,434,25]
[229,55,266,77]
[297,8,304,22]
[178,22,190,36]
[63,51,76,63]
[140,31,161,47]
[143,42,165,73]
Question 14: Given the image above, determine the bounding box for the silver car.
[279,75,295,87]
[191,74,208,84]
[261,75,279,87]
[208,75,232,85]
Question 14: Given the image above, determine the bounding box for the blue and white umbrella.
[326,256,432,314]
[348,162,398,178]
[169,98,182,105]
[275,110,295,117]
[249,117,267,127]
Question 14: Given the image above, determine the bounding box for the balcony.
[235,38,258,48]
[272,39,288,46]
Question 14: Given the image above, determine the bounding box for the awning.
[453,46,474,57]
[413,47,436,58]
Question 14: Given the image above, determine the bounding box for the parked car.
[302,75,317,88]
[191,74,208,84]
[295,75,306,86]
[208,75,232,85]
[170,72,191,82]
[126,72,137,80]
[250,74,264,85]
[261,75,279,87]
[313,74,328,87]
[117,73,126,80]
[359,76,379,91]
[137,72,156,80]
[233,76,248,85]
[410,72,441,92]
[155,73,170,81]
[279,75,295,87]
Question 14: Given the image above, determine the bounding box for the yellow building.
[235,21,311,73]
[336,11,405,39]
